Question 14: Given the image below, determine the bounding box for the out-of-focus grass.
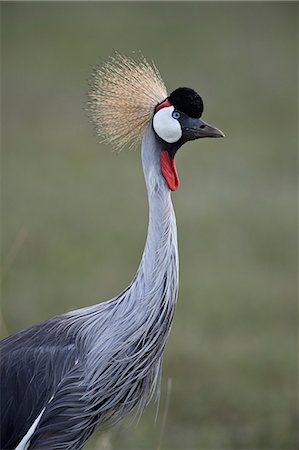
[1,2,297,449]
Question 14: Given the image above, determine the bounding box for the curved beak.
[183,118,225,141]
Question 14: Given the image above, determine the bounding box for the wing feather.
[0,318,79,449]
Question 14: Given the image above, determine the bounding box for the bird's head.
[88,53,224,192]
[152,87,224,191]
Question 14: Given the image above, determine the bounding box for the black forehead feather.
[168,87,204,118]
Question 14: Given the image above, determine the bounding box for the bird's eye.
[172,111,181,120]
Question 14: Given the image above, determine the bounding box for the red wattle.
[160,150,180,192]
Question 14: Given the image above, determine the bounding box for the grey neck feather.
[62,124,179,434]
[137,124,179,294]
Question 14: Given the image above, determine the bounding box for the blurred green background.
[1,2,298,449]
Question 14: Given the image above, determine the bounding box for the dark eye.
[172,111,181,120]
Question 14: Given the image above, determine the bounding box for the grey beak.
[196,119,225,138]
[184,118,225,141]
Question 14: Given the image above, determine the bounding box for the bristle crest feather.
[88,52,167,150]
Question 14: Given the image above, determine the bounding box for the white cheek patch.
[153,106,182,143]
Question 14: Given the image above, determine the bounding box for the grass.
[1,2,298,449]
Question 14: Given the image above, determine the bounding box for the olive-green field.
[1,2,298,449]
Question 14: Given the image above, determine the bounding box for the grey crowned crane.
[0,53,224,450]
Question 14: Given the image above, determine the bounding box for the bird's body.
[0,53,223,449]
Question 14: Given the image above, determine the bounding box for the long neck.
[135,126,178,295]
[66,126,178,320]
[65,127,180,429]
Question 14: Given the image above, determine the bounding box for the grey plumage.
[0,53,223,450]
[1,126,178,449]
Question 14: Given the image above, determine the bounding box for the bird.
[0,52,224,450]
